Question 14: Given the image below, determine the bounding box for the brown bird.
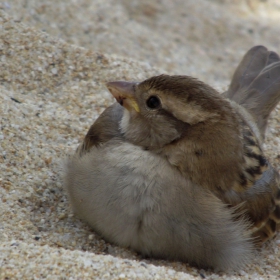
[65,46,280,271]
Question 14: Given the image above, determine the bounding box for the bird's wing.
[77,102,124,156]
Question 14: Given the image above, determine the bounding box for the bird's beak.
[106,81,140,113]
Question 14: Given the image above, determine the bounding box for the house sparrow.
[65,46,280,271]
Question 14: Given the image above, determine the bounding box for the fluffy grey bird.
[65,46,280,271]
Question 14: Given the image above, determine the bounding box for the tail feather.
[223,46,280,140]
[224,46,271,99]
[267,50,280,66]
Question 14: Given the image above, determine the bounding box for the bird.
[65,46,280,271]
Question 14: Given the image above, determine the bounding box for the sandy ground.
[0,1,280,279]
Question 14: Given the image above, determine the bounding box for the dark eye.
[146,96,161,109]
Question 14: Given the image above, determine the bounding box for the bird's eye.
[146,96,161,109]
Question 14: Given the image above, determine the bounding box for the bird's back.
[224,46,280,244]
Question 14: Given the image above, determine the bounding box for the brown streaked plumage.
[65,46,280,270]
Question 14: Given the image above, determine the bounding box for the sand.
[0,1,280,279]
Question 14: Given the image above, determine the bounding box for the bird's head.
[107,74,233,150]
